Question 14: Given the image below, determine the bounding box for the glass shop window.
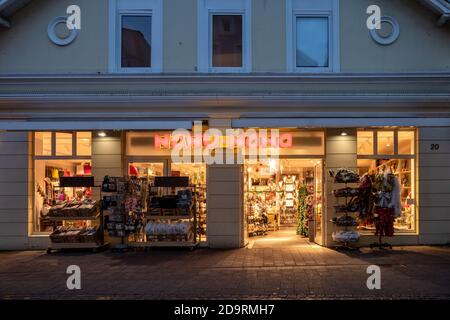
[398,130,415,155]
[121,15,152,68]
[357,130,374,155]
[377,131,394,155]
[33,132,92,233]
[357,129,416,233]
[35,132,52,156]
[76,132,92,156]
[212,15,243,68]
[296,17,329,68]
[56,132,73,156]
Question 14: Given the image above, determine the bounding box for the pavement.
[1,233,450,300]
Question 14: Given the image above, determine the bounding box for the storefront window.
[357,128,416,232]
[398,130,415,155]
[357,130,374,155]
[33,132,92,233]
[76,132,92,156]
[377,130,394,155]
[55,132,73,156]
[35,132,52,156]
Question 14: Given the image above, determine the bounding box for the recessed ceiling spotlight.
[340,131,348,136]
[98,131,107,137]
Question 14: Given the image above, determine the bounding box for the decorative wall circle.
[47,16,78,46]
[370,16,400,46]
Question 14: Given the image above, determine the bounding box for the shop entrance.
[244,158,324,246]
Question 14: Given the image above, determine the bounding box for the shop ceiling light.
[340,131,348,136]
[98,132,107,137]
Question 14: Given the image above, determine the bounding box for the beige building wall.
[341,0,450,72]
[91,132,123,246]
[207,164,244,248]
[0,132,32,250]
[206,118,245,248]
[0,0,108,74]
[163,0,197,72]
[1,0,449,74]
[324,129,357,247]
[418,127,450,244]
[252,0,286,72]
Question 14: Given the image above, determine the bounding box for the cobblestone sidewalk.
[0,245,449,300]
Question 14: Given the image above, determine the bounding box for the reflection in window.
[357,131,374,155]
[35,132,52,156]
[296,17,329,68]
[212,15,243,67]
[55,132,73,156]
[377,131,394,155]
[121,15,152,68]
[398,131,415,155]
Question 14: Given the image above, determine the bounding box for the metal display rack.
[331,173,360,251]
[129,176,198,250]
[47,176,108,253]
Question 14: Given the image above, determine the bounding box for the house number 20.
[430,144,440,151]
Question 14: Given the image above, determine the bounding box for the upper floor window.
[109,0,162,73]
[287,0,340,73]
[121,15,152,68]
[197,0,251,73]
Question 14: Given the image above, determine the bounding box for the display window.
[357,129,417,233]
[33,132,92,233]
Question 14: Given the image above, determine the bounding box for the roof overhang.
[0,0,33,28]
[418,0,450,25]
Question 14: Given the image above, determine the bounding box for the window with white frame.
[197,0,251,73]
[286,0,339,72]
[109,0,162,73]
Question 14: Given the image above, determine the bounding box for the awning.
[232,117,450,128]
[0,120,194,131]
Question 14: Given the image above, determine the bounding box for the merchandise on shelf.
[48,199,100,218]
[329,168,360,184]
[332,230,360,243]
[144,221,193,241]
[50,226,101,244]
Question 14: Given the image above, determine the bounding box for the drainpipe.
[419,0,450,26]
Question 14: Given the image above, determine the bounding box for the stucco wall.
[0,0,449,74]
[340,0,450,72]
[0,132,31,250]
[252,0,285,72]
[418,127,450,244]
[163,0,197,72]
[0,0,108,74]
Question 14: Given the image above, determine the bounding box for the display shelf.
[145,215,192,220]
[47,179,106,254]
[330,170,361,251]
[48,213,100,221]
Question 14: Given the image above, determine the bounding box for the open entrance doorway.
[244,158,324,246]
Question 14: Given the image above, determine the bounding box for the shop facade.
[1,120,448,250]
[0,0,450,250]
